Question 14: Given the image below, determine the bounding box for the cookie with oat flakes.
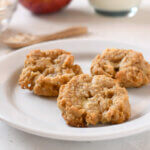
[91,48,150,88]
[57,74,130,127]
[19,49,83,96]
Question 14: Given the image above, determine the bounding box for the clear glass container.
[89,0,141,17]
[0,0,18,32]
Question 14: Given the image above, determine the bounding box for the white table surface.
[0,0,150,149]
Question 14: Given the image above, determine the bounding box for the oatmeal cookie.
[19,49,83,96]
[91,48,150,87]
[57,74,130,127]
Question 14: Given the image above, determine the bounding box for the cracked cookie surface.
[19,49,83,96]
[91,48,150,88]
[57,74,130,127]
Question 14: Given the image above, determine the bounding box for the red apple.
[19,0,72,14]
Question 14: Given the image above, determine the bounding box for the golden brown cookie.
[19,49,83,96]
[57,74,130,127]
[91,48,150,88]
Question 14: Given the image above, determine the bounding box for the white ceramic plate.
[0,39,150,141]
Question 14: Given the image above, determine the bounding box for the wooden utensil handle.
[40,26,88,42]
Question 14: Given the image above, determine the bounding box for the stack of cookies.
[19,48,150,127]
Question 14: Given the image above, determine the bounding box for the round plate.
[0,39,150,141]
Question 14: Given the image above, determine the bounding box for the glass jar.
[0,0,18,32]
[89,0,141,17]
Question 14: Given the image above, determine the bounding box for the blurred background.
[0,0,149,56]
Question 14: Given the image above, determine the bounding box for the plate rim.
[0,39,150,141]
